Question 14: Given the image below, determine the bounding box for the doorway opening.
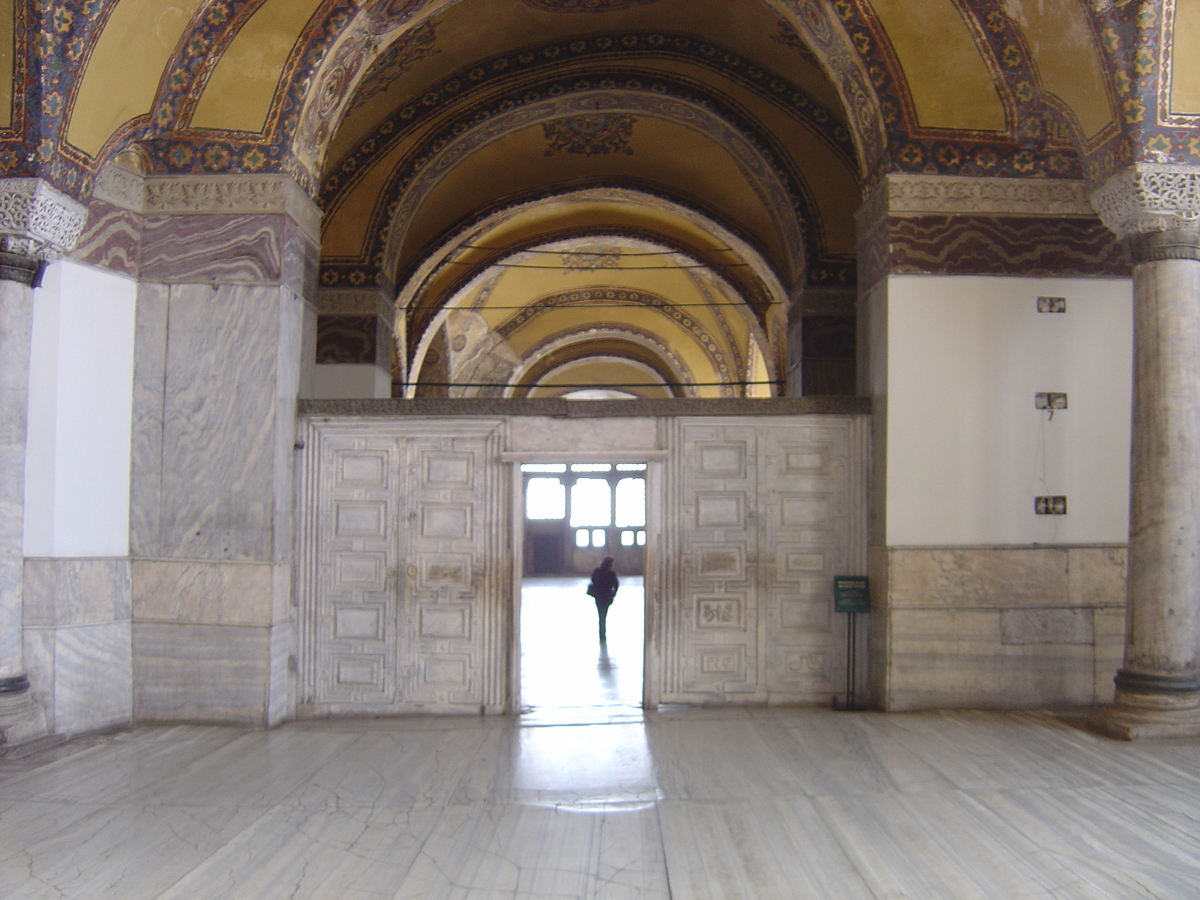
[519,462,647,721]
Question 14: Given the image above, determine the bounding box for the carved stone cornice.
[315,287,396,321]
[1090,163,1200,240]
[0,178,87,261]
[858,174,1093,227]
[142,174,322,243]
[92,161,147,212]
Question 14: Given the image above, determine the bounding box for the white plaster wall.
[313,364,391,399]
[886,275,1132,546]
[24,260,136,557]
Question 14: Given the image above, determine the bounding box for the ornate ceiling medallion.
[543,114,635,156]
[522,0,661,12]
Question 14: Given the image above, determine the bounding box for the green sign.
[833,576,870,613]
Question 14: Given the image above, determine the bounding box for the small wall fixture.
[1037,296,1067,313]
[1035,496,1068,515]
[1035,392,1068,410]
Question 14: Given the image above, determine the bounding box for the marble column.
[1092,165,1200,738]
[0,179,86,747]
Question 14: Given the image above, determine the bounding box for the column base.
[0,690,48,751]
[1090,701,1200,740]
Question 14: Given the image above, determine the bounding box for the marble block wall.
[871,546,1126,710]
[22,558,133,735]
[128,280,306,726]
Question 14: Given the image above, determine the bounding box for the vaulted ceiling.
[11,0,1193,395]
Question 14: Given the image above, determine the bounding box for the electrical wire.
[441,260,750,269]
[399,380,784,388]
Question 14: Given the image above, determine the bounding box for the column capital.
[1090,163,1200,241]
[0,178,87,263]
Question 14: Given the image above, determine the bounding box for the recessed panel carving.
[335,605,383,641]
[781,496,830,527]
[699,646,744,677]
[335,502,387,537]
[785,449,826,472]
[334,552,386,587]
[697,597,743,629]
[782,650,828,681]
[697,494,743,527]
[781,550,826,580]
[337,451,387,486]
[423,657,468,685]
[781,599,831,631]
[696,545,744,579]
[420,605,470,639]
[424,453,472,486]
[699,443,745,476]
[421,554,471,587]
[336,655,383,687]
[421,505,471,538]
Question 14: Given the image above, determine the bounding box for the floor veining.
[2,581,1198,897]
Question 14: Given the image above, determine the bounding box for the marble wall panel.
[887,548,1069,609]
[128,282,169,558]
[267,619,294,727]
[507,416,660,453]
[272,290,306,562]
[1093,606,1125,704]
[72,200,142,277]
[888,608,1099,708]
[282,220,318,300]
[132,623,270,725]
[131,560,276,626]
[876,544,1128,710]
[24,558,131,627]
[886,215,1128,278]
[1067,547,1127,607]
[999,608,1094,645]
[52,621,133,734]
[22,627,55,730]
[140,214,286,284]
[158,283,281,562]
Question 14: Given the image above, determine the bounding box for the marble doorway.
[519,576,646,723]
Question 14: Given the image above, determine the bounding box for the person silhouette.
[587,556,619,643]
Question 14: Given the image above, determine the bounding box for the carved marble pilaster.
[1089,164,1200,739]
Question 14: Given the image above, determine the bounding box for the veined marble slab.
[2,711,1198,899]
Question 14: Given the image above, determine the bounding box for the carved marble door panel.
[664,422,761,699]
[397,429,505,711]
[307,434,403,707]
[298,418,507,715]
[759,420,867,697]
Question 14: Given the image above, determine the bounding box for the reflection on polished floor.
[5,671,1200,898]
[520,576,644,724]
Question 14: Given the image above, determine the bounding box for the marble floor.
[2,582,1199,898]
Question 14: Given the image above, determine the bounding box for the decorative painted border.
[375,84,807,284]
[319,30,858,212]
[833,0,1085,182]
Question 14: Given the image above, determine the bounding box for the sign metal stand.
[832,576,869,711]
